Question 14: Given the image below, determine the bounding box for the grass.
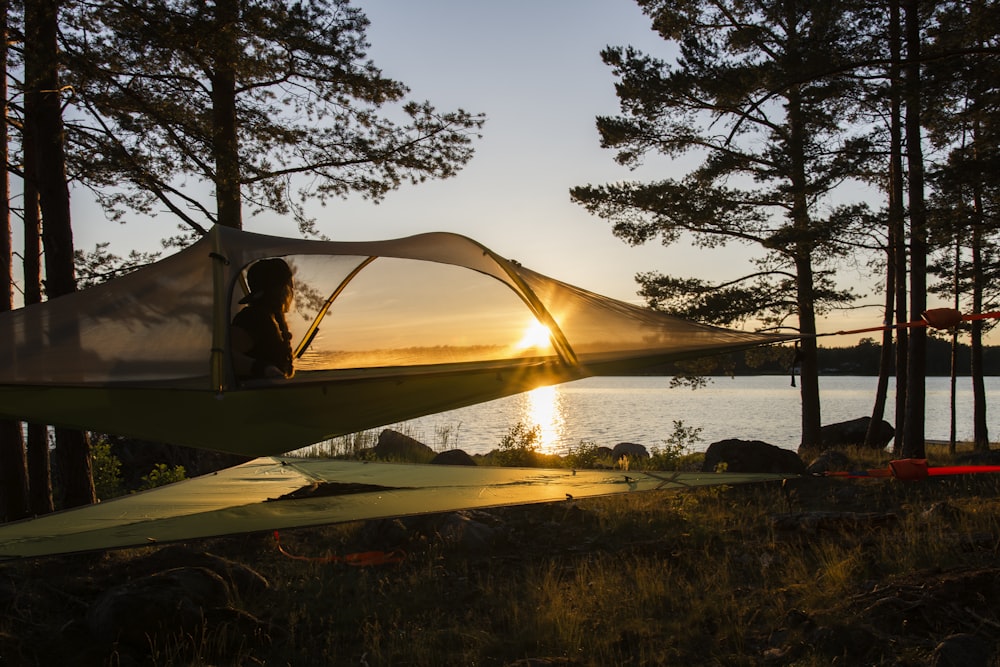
[4,444,1000,665]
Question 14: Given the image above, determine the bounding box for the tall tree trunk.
[22,84,52,515]
[865,223,895,448]
[902,0,927,459]
[0,0,29,522]
[783,15,822,449]
[21,72,52,516]
[212,0,242,229]
[889,0,908,457]
[970,172,988,451]
[25,0,94,508]
[869,0,905,451]
[948,232,960,455]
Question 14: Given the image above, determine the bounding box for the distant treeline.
[814,339,1000,376]
[644,338,1000,377]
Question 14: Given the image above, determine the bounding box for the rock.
[806,622,881,663]
[611,442,649,462]
[137,545,270,597]
[431,449,477,466]
[932,633,995,667]
[372,429,435,462]
[805,449,852,474]
[702,439,805,474]
[434,512,498,553]
[799,417,894,455]
[87,567,232,648]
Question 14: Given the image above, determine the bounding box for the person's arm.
[231,324,287,379]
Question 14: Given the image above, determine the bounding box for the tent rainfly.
[0,225,794,456]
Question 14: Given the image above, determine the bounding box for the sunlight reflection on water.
[354,375,1000,457]
[525,385,565,454]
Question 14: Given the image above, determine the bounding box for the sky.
[69,0,901,346]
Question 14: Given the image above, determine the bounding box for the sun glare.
[515,319,554,350]
[525,385,563,453]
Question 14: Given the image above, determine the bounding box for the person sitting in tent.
[231,258,295,381]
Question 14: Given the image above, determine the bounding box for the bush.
[137,463,187,491]
[646,420,703,470]
[565,440,609,469]
[493,422,542,467]
[91,438,125,501]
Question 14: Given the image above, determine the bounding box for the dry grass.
[4,445,1000,665]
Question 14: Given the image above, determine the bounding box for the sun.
[514,319,554,350]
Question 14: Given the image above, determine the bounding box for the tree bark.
[970,177,988,451]
[902,0,926,459]
[0,0,29,521]
[25,0,94,508]
[783,20,822,448]
[21,62,53,516]
[212,0,242,229]
[889,0,908,457]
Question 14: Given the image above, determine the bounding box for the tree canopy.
[59,0,485,233]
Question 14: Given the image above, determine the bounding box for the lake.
[349,375,1000,456]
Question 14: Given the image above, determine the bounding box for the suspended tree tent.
[0,225,794,456]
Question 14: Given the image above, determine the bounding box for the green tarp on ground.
[0,458,790,559]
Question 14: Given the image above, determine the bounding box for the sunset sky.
[67,0,926,346]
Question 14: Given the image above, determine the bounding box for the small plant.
[90,438,125,501]
[493,422,541,467]
[137,463,186,491]
[565,440,607,469]
[647,420,703,470]
[435,422,461,450]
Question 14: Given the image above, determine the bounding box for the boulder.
[702,439,805,474]
[932,633,995,667]
[431,449,477,466]
[805,449,852,475]
[372,429,435,462]
[87,567,232,648]
[799,417,893,455]
[611,442,649,462]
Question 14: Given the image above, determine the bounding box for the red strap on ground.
[926,465,1000,477]
[273,531,405,566]
[825,459,1000,481]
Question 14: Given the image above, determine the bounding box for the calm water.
[376,375,1000,455]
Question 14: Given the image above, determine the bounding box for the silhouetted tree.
[60,0,485,232]
[571,0,872,447]
[0,0,29,521]
[24,0,95,508]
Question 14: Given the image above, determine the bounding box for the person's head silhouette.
[240,258,293,312]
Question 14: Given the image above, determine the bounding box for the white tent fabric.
[0,226,794,455]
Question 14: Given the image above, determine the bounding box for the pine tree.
[60,0,485,233]
[570,0,872,447]
[923,0,1000,453]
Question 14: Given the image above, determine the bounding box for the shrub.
[90,438,125,501]
[565,440,608,469]
[137,463,186,491]
[646,420,703,470]
[493,422,542,467]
